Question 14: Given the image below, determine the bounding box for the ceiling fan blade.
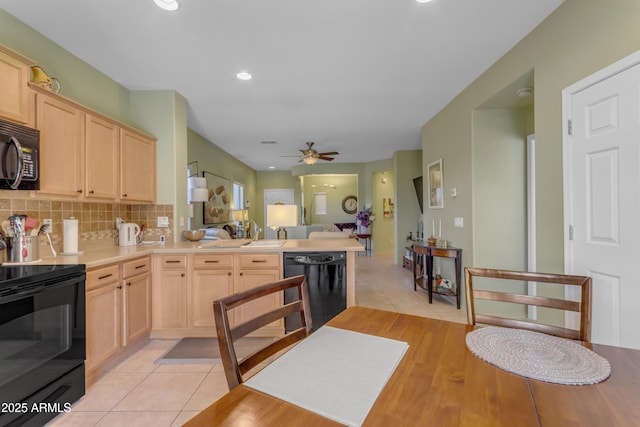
[318,156,335,161]
[318,151,339,156]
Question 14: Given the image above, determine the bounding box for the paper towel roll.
[63,217,78,254]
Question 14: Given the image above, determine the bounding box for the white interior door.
[564,52,640,349]
[263,189,294,239]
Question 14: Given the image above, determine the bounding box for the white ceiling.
[2,0,563,171]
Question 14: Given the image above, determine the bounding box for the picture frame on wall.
[427,158,444,209]
[203,171,231,224]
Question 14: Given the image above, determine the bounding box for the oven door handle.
[3,137,25,190]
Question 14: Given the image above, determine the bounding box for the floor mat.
[155,337,276,365]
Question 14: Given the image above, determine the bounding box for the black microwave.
[0,117,39,190]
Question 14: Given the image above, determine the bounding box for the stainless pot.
[8,234,40,262]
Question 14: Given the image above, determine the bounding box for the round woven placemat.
[466,326,611,385]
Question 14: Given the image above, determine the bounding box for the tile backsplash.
[0,199,173,249]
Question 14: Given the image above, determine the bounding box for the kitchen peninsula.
[36,238,363,384]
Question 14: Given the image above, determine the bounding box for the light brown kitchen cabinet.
[35,93,85,198]
[86,257,152,385]
[122,256,152,345]
[234,254,282,336]
[120,128,156,203]
[85,264,122,371]
[85,113,119,201]
[153,255,188,330]
[0,44,33,124]
[191,254,234,328]
[151,252,282,338]
[30,84,156,203]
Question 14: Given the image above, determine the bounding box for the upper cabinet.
[120,129,156,203]
[36,93,85,198]
[85,114,119,200]
[31,85,157,203]
[0,44,34,124]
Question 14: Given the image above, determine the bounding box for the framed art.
[203,171,231,224]
[427,158,444,209]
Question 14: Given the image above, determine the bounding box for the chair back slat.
[213,275,313,390]
[465,267,592,342]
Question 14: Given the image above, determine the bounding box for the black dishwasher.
[283,252,346,331]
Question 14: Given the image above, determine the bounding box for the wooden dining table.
[183,306,640,426]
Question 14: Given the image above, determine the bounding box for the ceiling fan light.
[303,157,317,165]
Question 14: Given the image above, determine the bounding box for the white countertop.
[28,238,364,269]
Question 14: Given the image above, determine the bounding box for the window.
[314,192,327,215]
[233,182,245,210]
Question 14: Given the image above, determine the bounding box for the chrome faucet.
[246,220,261,240]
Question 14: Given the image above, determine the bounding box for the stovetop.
[0,264,85,293]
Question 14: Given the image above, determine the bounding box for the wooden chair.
[213,275,313,390]
[464,267,592,342]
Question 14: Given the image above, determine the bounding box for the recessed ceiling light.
[269,166,276,169]
[516,87,533,98]
[237,72,252,81]
[416,0,434,3]
[153,0,179,11]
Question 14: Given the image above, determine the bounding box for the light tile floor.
[47,253,466,427]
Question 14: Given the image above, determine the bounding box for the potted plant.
[355,208,375,234]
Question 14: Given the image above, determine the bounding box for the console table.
[412,243,462,309]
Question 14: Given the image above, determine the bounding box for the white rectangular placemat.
[244,326,409,426]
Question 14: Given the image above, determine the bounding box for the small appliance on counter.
[118,222,141,246]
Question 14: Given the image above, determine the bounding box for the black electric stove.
[0,264,86,427]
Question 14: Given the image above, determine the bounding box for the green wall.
[0,10,132,126]
[187,129,257,230]
[422,0,640,280]
[393,150,422,263]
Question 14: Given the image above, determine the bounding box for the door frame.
[562,49,640,327]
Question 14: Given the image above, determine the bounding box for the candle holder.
[436,239,448,248]
[427,236,437,246]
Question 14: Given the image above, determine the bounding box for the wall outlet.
[43,218,52,233]
[116,217,123,228]
[157,216,169,228]
[450,188,457,198]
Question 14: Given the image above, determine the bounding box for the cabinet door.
[191,269,234,329]
[86,283,122,370]
[85,114,119,200]
[155,270,188,329]
[120,128,156,203]
[0,48,30,123]
[234,269,282,332]
[36,93,84,197]
[123,272,151,345]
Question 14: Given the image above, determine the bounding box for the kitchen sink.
[197,239,285,249]
[197,240,251,249]
[242,240,286,248]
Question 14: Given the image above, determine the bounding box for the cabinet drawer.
[160,255,187,269]
[87,264,121,291]
[123,256,151,278]
[237,254,281,269]
[193,254,233,269]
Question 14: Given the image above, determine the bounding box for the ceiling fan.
[284,142,339,165]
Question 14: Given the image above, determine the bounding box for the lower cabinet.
[152,252,282,338]
[86,264,121,371]
[86,256,151,383]
[122,257,152,345]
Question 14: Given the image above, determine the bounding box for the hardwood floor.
[47,253,466,427]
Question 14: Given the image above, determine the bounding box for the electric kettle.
[118,223,140,247]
